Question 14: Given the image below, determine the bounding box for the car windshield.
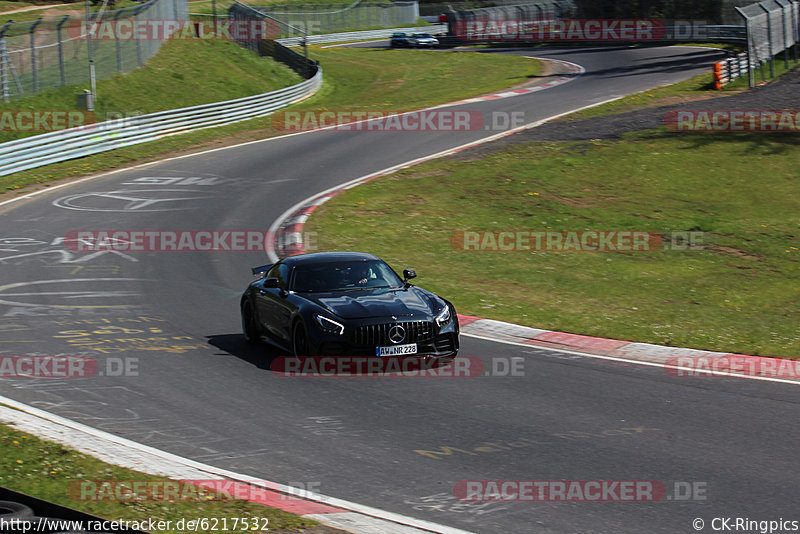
[292,260,404,292]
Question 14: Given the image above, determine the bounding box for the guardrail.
[713,51,749,87]
[0,23,449,177]
[275,24,446,46]
[0,68,321,177]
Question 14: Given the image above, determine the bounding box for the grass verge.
[1,44,540,193]
[304,131,800,358]
[0,1,143,22]
[0,420,325,533]
[0,38,303,144]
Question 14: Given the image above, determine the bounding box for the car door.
[254,262,293,346]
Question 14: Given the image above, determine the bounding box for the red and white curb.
[0,395,473,534]
[444,59,584,106]
[458,316,800,385]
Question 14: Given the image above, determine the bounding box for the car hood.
[304,288,436,320]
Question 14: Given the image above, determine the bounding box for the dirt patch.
[370,79,405,89]
[707,244,762,260]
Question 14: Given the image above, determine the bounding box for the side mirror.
[402,269,416,286]
[251,263,273,276]
[263,278,280,288]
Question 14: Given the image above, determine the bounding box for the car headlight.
[315,314,344,335]
[435,306,451,327]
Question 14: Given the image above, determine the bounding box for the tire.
[292,321,310,357]
[241,301,261,344]
[0,501,33,519]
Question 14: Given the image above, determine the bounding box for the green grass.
[1,45,539,191]
[302,46,539,111]
[0,421,319,533]
[305,132,800,358]
[0,0,35,9]
[1,1,143,22]
[0,38,303,144]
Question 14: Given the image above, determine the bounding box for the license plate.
[376,343,417,356]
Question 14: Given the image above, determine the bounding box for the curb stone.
[457,316,800,383]
[0,396,474,534]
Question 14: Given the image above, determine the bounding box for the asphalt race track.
[2,46,799,533]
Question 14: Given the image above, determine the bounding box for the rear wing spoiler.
[251,264,273,276]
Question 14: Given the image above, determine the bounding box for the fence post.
[791,0,799,62]
[759,3,776,77]
[115,10,124,72]
[0,23,9,102]
[135,4,146,67]
[29,18,42,94]
[57,16,70,86]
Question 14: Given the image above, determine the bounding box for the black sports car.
[240,251,459,361]
[390,32,414,48]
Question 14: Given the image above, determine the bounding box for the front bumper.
[309,316,459,359]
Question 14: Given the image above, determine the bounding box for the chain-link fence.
[571,0,759,25]
[0,0,188,102]
[229,2,320,78]
[737,0,799,86]
[233,0,419,38]
[443,0,577,41]
[442,0,798,50]
[418,1,559,18]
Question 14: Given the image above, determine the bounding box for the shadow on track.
[206,333,283,370]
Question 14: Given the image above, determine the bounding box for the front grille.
[433,334,456,354]
[353,321,435,346]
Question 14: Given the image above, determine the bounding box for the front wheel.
[241,301,261,343]
[292,321,311,356]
